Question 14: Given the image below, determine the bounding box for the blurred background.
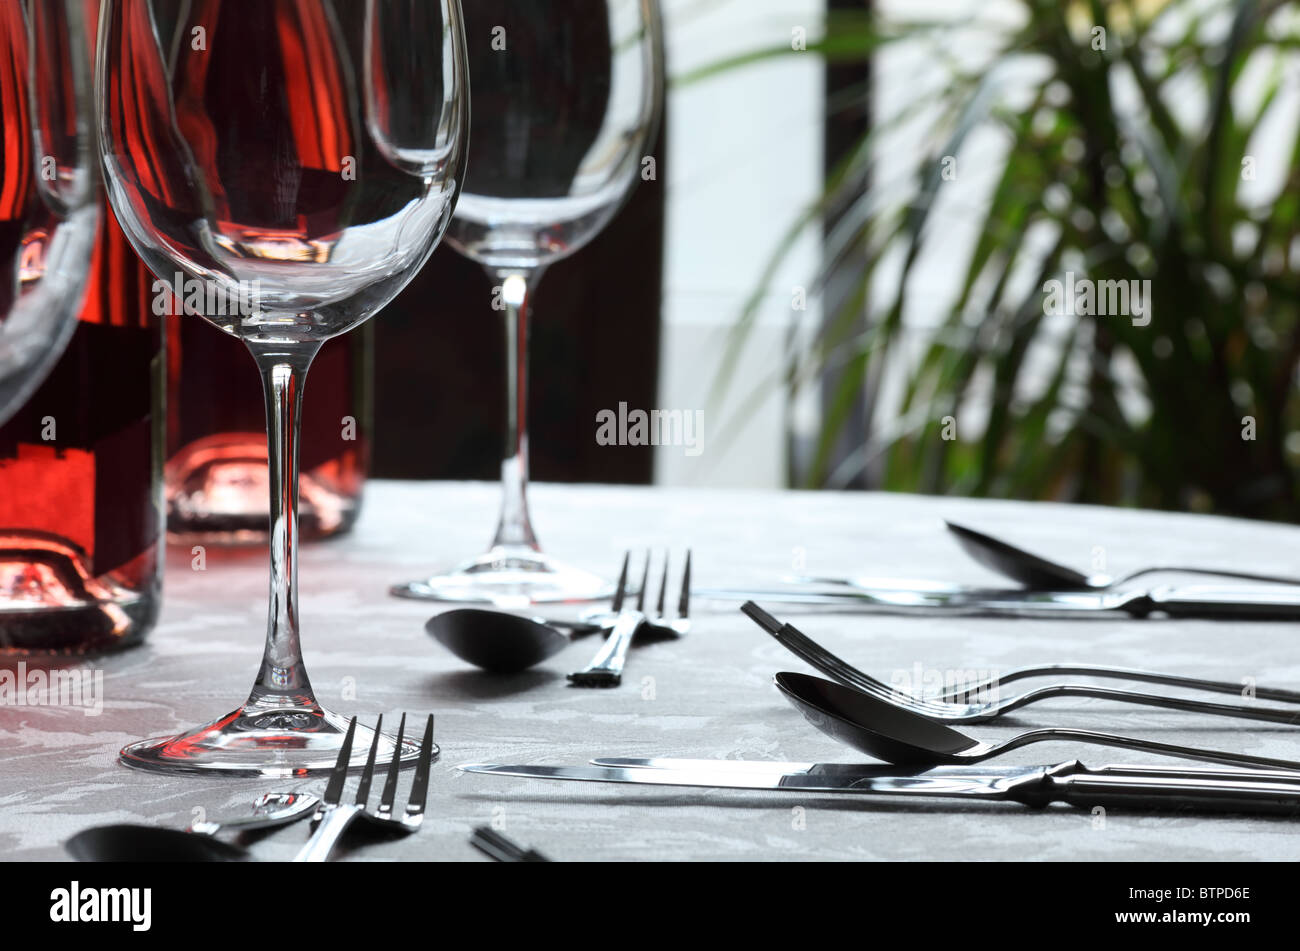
[372,0,1300,522]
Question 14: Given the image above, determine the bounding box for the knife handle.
[1027,761,1300,815]
[1148,586,1300,620]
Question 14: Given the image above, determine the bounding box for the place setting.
[2,0,1300,923]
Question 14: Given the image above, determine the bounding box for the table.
[4,481,1300,861]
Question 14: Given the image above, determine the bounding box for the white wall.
[654,0,824,488]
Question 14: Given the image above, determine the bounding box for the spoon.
[65,790,320,861]
[774,671,1300,770]
[945,520,1300,591]
[426,608,603,673]
[66,825,253,862]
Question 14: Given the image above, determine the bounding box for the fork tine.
[742,606,956,714]
[378,712,407,817]
[405,714,435,820]
[323,717,357,806]
[610,552,630,613]
[784,628,955,714]
[354,714,383,805]
[678,549,691,618]
[635,549,650,611]
[655,552,669,618]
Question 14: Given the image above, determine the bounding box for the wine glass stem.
[246,341,322,711]
[491,268,542,552]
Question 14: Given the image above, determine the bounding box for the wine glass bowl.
[0,0,99,426]
[100,0,465,347]
[393,0,664,606]
[98,0,468,775]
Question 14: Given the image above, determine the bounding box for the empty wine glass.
[98,0,467,775]
[0,0,99,426]
[391,0,664,606]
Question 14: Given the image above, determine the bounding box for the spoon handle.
[998,684,1300,724]
[1121,565,1300,587]
[997,728,1300,771]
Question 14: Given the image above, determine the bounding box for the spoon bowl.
[774,670,1300,771]
[945,521,1093,589]
[945,520,1300,591]
[66,825,253,862]
[774,671,979,764]
[426,609,573,673]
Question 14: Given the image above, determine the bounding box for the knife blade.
[458,760,1300,814]
[694,582,1300,619]
[459,761,1034,799]
[589,756,1300,783]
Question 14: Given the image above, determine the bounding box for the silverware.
[65,792,318,862]
[188,791,320,835]
[66,826,253,862]
[457,759,1300,814]
[944,520,1300,591]
[743,602,1300,724]
[589,756,1300,782]
[470,826,550,862]
[645,549,691,636]
[294,713,435,863]
[572,545,691,634]
[697,581,1300,619]
[569,551,661,687]
[426,609,603,673]
[775,670,1300,770]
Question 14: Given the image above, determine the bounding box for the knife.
[458,759,1300,813]
[589,756,1300,782]
[694,582,1300,619]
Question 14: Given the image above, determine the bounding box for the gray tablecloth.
[5,481,1300,861]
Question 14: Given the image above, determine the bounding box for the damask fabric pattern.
[3,481,1299,861]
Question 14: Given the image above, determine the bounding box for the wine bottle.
[164,318,371,542]
[0,204,164,654]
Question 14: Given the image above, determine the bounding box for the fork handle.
[568,610,644,685]
[294,805,362,863]
[947,664,1300,705]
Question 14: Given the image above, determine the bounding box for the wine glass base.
[390,547,613,606]
[118,704,431,778]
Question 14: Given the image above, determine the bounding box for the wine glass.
[0,0,99,426]
[98,0,468,775]
[391,0,664,606]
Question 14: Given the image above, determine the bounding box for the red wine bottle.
[0,204,164,654]
[164,319,371,542]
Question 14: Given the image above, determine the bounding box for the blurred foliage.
[709,0,1300,519]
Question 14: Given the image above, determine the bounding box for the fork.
[569,550,690,686]
[568,552,644,687]
[742,602,1300,725]
[646,549,691,637]
[293,713,435,862]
